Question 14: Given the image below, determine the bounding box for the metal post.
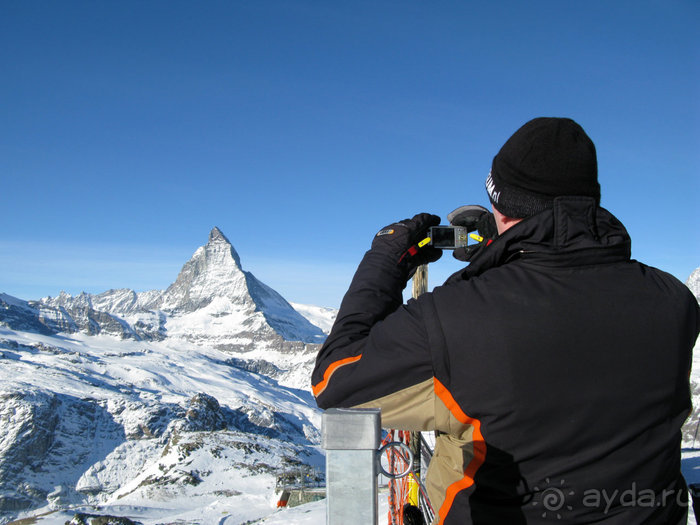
[323,407,382,525]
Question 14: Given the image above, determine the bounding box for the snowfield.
[0,326,325,525]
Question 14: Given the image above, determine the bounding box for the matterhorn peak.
[158,227,325,342]
[208,226,231,245]
[205,226,242,268]
[160,227,247,312]
[201,225,242,269]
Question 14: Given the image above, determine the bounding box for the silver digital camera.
[427,226,469,249]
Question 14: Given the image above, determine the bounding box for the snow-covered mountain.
[157,227,326,345]
[289,303,338,335]
[0,228,338,524]
[1,227,328,348]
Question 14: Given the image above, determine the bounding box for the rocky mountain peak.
[203,226,242,269]
[208,226,230,245]
[160,228,248,312]
[158,227,325,342]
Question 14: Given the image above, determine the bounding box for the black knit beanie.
[485,117,600,218]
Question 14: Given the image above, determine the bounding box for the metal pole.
[323,407,382,525]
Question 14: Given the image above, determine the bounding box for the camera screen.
[430,227,457,248]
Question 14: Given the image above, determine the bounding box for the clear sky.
[1,0,698,308]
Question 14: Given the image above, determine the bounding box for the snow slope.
[0,326,323,524]
[290,303,337,335]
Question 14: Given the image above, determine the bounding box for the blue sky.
[1,1,698,308]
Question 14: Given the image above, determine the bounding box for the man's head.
[485,117,599,228]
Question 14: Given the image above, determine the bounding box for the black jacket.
[313,197,699,524]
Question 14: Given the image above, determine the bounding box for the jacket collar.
[446,196,632,283]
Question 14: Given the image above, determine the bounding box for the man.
[312,117,699,524]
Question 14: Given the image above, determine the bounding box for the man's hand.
[371,213,442,278]
[447,205,498,262]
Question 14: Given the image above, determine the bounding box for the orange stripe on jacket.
[312,355,363,397]
[433,377,487,525]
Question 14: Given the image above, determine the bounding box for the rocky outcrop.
[0,294,55,335]
[0,390,125,513]
[183,393,227,432]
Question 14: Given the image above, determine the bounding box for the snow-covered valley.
[0,327,324,524]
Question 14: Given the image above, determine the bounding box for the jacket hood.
[447,196,631,283]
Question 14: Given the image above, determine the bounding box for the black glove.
[371,213,443,278]
[447,205,498,262]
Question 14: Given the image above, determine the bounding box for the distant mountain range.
[1,227,329,347]
[0,227,337,524]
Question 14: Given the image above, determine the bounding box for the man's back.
[313,118,699,524]
[422,200,694,523]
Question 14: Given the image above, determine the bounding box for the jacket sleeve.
[312,248,437,431]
